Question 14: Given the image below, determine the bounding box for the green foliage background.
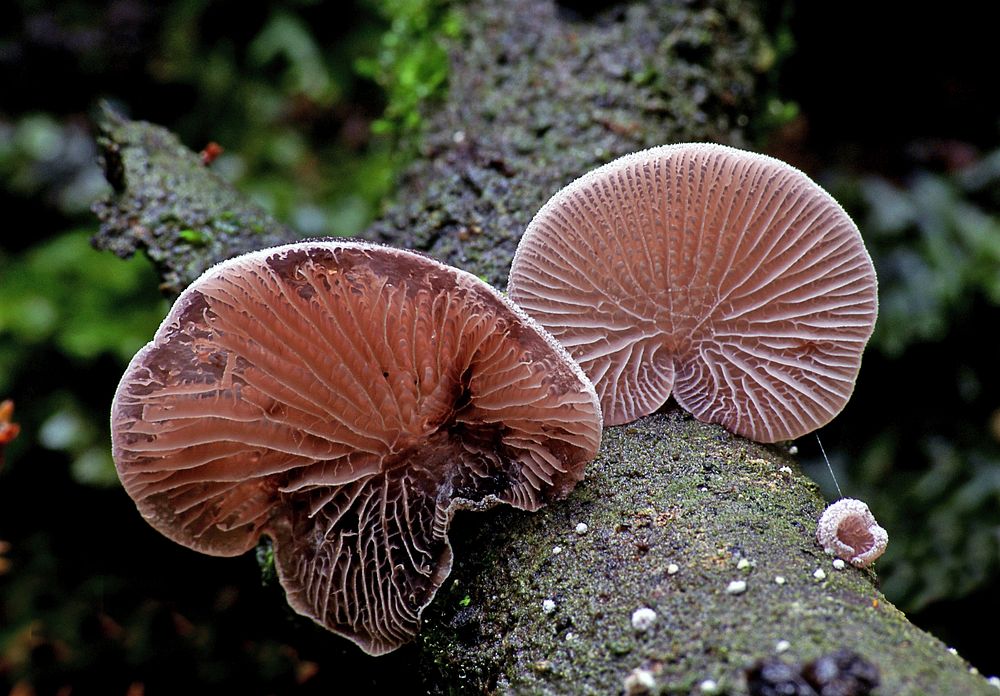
[1,0,457,691]
[819,159,1000,618]
[1,0,998,690]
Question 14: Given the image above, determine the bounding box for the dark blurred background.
[1,0,998,692]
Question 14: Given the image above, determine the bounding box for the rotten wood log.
[92,0,995,693]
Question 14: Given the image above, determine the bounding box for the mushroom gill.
[816,498,888,568]
[111,241,602,655]
[508,143,878,442]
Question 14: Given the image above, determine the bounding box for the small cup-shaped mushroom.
[816,498,888,568]
[508,143,878,442]
[112,241,601,655]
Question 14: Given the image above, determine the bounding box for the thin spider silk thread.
[815,432,843,499]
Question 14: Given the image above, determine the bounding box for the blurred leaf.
[250,11,338,105]
[70,447,119,488]
[15,114,64,162]
[860,153,1000,355]
[862,437,1000,612]
[861,177,915,233]
[0,114,110,216]
[0,230,167,392]
[31,394,120,488]
[762,97,799,128]
[824,146,1000,617]
[357,0,461,138]
[38,408,90,451]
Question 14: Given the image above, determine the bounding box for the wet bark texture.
[92,0,995,693]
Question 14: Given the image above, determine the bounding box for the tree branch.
[91,103,296,295]
[91,0,995,693]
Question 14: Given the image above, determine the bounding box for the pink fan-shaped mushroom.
[816,498,888,568]
[508,143,878,442]
[112,241,601,655]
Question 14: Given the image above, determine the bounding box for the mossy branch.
[91,0,995,693]
[91,103,297,295]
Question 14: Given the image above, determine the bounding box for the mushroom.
[111,240,602,655]
[816,498,888,568]
[508,143,878,442]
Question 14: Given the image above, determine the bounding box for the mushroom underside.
[270,423,544,655]
[835,515,877,557]
[508,143,878,442]
[816,498,888,568]
[112,241,601,654]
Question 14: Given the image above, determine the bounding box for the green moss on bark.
[91,104,298,295]
[369,0,764,288]
[419,411,995,695]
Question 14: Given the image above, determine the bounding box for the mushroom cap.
[816,498,888,568]
[111,240,601,655]
[508,143,878,442]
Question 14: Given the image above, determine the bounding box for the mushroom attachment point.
[111,241,602,655]
[508,143,878,442]
[816,498,888,568]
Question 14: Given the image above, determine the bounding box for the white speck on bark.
[725,580,747,595]
[699,678,721,694]
[624,668,656,695]
[631,606,657,631]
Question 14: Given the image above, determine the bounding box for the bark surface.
[92,0,994,693]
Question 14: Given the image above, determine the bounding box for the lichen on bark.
[420,411,993,694]
[91,104,297,295]
[370,0,763,290]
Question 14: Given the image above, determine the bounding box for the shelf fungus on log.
[508,143,878,442]
[110,240,602,655]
